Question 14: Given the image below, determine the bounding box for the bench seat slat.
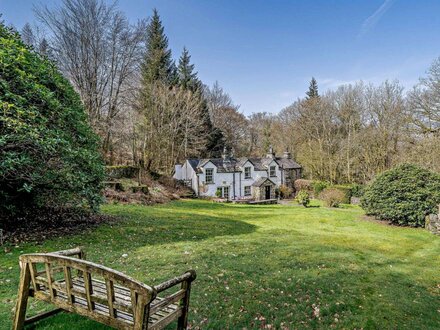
[33,276,181,327]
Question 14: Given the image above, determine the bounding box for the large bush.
[295,190,310,207]
[361,164,440,226]
[319,188,345,208]
[294,179,313,193]
[0,24,104,216]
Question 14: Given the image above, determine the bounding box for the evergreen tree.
[176,47,225,157]
[21,23,35,47]
[38,38,53,59]
[141,9,174,85]
[306,77,319,99]
[178,47,198,91]
[0,22,104,216]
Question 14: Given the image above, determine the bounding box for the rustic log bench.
[13,247,196,330]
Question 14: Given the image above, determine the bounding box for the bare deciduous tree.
[35,0,146,163]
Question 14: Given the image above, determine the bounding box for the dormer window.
[205,168,214,183]
[269,166,276,177]
[244,166,251,179]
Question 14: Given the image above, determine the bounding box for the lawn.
[0,200,439,329]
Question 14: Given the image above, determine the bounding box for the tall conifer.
[177,47,198,91]
[141,9,175,85]
[306,77,319,99]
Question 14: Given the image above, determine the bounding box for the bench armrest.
[153,270,196,293]
[53,247,85,259]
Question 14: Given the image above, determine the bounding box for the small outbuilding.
[252,177,276,201]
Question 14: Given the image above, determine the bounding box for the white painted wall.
[173,165,182,180]
[175,159,291,200]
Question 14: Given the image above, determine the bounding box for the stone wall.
[425,214,440,235]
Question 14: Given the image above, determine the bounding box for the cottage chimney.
[283,149,291,159]
[222,146,228,160]
[266,145,275,159]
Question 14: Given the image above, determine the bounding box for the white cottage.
[173,147,302,201]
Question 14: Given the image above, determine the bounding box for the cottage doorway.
[222,186,230,200]
[265,185,271,200]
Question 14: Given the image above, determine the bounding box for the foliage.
[350,183,365,198]
[312,180,328,197]
[177,47,199,92]
[1,200,439,329]
[278,185,293,199]
[361,164,440,226]
[295,190,310,207]
[319,188,345,207]
[294,179,313,193]
[331,185,353,204]
[141,8,175,85]
[306,77,319,99]
[215,188,222,198]
[0,23,104,215]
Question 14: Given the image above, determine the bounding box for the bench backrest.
[20,253,156,329]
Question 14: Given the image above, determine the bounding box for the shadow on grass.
[95,207,258,248]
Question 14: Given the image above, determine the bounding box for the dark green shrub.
[312,180,328,197]
[361,164,440,227]
[295,190,310,207]
[320,188,345,207]
[0,24,104,216]
[350,183,365,198]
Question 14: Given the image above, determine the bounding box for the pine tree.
[176,47,224,157]
[21,23,35,47]
[178,47,198,91]
[141,9,175,85]
[38,38,53,58]
[306,77,319,99]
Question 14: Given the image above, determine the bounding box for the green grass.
[1,200,439,329]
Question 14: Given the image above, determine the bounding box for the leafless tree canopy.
[24,2,440,180]
[35,0,147,163]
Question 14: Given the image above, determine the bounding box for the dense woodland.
[17,0,440,184]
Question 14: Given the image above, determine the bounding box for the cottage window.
[269,166,276,177]
[205,168,214,183]
[244,166,251,179]
[244,186,251,196]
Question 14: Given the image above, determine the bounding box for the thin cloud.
[358,0,396,38]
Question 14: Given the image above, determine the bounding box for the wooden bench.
[13,247,196,330]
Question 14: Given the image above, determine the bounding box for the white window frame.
[205,168,214,184]
[244,186,251,196]
[244,166,251,179]
[269,165,276,177]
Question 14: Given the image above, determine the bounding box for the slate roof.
[252,177,276,187]
[276,158,302,169]
[188,155,301,173]
[187,159,200,171]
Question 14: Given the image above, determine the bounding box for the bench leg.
[24,308,64,325]
[177,280,192,330]
[13,262,31,330]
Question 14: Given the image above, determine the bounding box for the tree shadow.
[92,206,257,248]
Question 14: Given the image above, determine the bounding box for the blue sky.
[1,0,440,114]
